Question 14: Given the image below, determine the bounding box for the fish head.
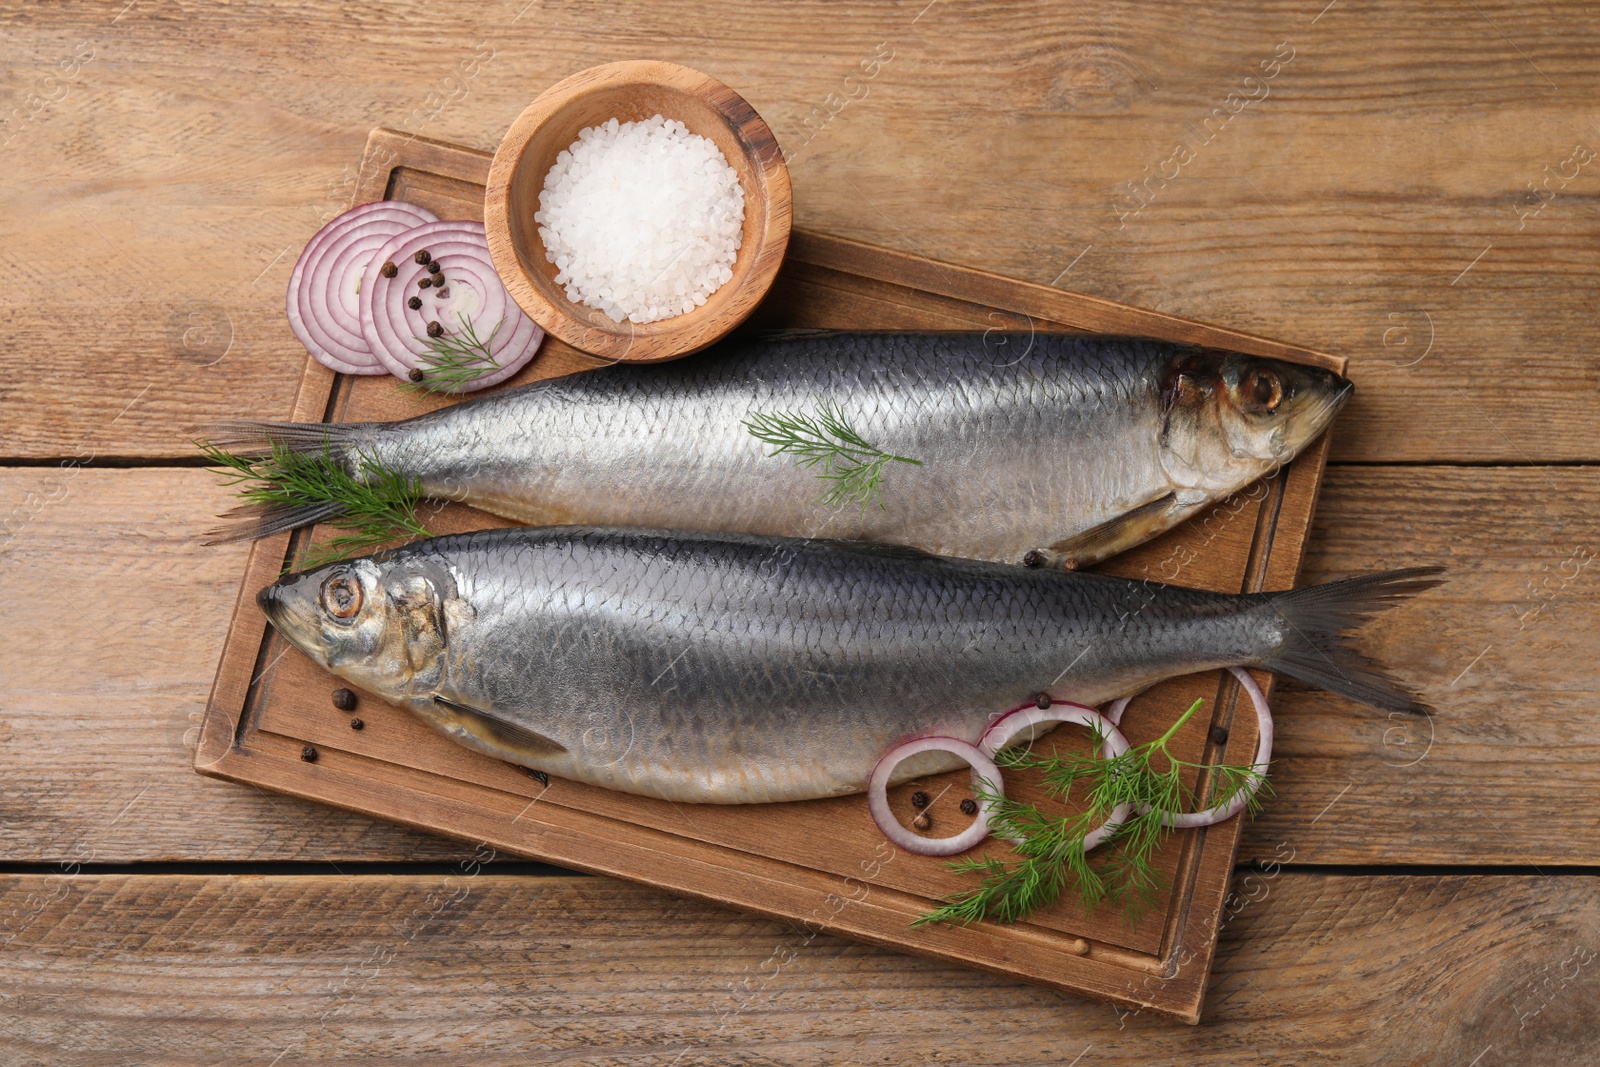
[1158,348,1351,494]
[256,554,451,701]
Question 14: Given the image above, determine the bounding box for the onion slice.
[979,701,1133,851]
[867,736,1005,857]
[286,201,439,375]
[359,220,544,392]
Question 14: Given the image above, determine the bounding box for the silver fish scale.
[401,526,1276,803]
[370,333,1175,563]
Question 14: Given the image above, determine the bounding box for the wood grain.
[2,1,1597,460]
[1244,464,1600,865]
[2,872,1594,1065]
[0,468,477,864]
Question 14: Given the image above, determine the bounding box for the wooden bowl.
[484,61,792,363]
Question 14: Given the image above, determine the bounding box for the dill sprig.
[743,402,922,511]
[403,313,503,394]
[199,441,429,569]
[915,698,1271,929]
[912,776,1108,928]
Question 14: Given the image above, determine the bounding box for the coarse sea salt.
[534,114,746,325]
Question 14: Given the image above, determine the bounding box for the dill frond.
[743,402,921,511]
[403,313,504,394]
[199,440,429,569]
[916,697,1271,930]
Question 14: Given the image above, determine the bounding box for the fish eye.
[1238,367,1284,414]
[321,574,363,621]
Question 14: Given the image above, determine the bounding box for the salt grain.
[534,114,746,325]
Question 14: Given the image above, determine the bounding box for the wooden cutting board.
[195,127,1344,1024]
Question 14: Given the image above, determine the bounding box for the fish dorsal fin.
[433,695,569,758]
[810,538,941,564]
[1044,492,1189,569]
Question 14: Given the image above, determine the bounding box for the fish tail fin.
[202,500,350,545]
[193,420,376,544]
[192,418,365,456]
[1261,567,1446,715]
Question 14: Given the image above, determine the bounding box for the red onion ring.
[866,736,1004,857]
[286,201,439,375]
[359,219,544,392]
[979,701,1132,851]
[1104,668,1274,829]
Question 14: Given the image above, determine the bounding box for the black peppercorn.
[426,321,444,338]
[379,261,398,278]
[960,798,978,816]
[408,296,422,310]
[910,790,930,809]
[414,249,431,265]
[300,745,318,763]
[1035,692,1052,710]
[332,688,356,711]
[350,718,364,731]
[432,275,445,287]
[428,260,442,274]
[1209,726,1230,747]
[912,812,932,832]
[1022,550,1042,568]
[417,275,433,289]
[408,368,425,382]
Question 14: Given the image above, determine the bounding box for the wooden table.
[4,2,1596,1061]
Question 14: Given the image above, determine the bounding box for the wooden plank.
[4,1,1599,461]
[189,128,1355,1022]
[7,465,1596,868]
[0,468,478,863]
[1245,464,1600,865]
[1,872,1594,1064]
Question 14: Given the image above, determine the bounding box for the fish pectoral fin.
[432,695,568,759]
[1042,492,1190,569]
